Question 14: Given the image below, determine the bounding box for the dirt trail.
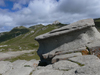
[0,50,34,60]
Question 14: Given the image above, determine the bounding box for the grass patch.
[68,59,84,67]
[24,65,31,67]
[60,69,70,71]
[4,51,40,62]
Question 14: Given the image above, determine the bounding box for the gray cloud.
[0,0,5,6]
[0,0,100,32]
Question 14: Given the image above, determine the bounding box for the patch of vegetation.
[29,70,35,75]
[86,46,91,55]
[0,26,30,43]
[68,59,84,67]
[60,69,70,71]
[24,65,31,67]
[94,18,100,28]
[4,51,40,62]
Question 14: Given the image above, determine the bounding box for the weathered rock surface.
[75,64,100,75]
[52,60,79,70]
[69,55,100,65]
[0,55,100,75]
[35,18,100,64]
[0,61,12,74]
[31,55,100,75]
[0,59,39,75]
[52,52,82,63]
[52,20,61,25]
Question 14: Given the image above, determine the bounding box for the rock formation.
[35,18,100,65]
[52,20,61,25]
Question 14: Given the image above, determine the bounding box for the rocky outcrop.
[52,20,61,25]
[35,18,100,64]
[32,55,100,75]
[1,54,100,75]
[0,59,39,75]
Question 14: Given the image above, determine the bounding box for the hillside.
[0,23,66,52]
[94,18,100,27]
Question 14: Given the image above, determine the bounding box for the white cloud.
[12,3,22,10]
[0,0,100,32]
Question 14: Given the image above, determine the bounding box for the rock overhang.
[35,18,95,40]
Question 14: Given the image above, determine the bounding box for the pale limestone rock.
[69,55,100,65]
[3,60,39,75]
[52,60,79,71]
[52,52,82,63]
[52,20,60,25]
[0,61,12,74]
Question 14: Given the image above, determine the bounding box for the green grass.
[4,51,40,62]
[94,18,100,28]
[68,59,84,67]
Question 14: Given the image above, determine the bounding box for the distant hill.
[94,18,100,27]
[0,26,30,43]
[0,23,67,52]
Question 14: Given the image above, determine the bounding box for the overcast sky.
[0,0,100,32]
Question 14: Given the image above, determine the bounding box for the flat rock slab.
[0,61,12,74]
[32,69,56,75]
[53,60,79,71]
[69,55,100,65]
[37,65,53,70]
[2,59,39,75]
[4,67,34,75]
[39,70,64,75]
[52,52,82,63]
[75,64,100,75]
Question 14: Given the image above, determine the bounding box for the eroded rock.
[52,60,79,71]
[35,18,100,64]
[52,52,82,63]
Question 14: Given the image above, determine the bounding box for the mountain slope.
[94,18,100,27]
[0,26,30,43]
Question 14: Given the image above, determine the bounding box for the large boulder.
[35,18,100,64]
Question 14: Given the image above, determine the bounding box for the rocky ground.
[0,52,100,75]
